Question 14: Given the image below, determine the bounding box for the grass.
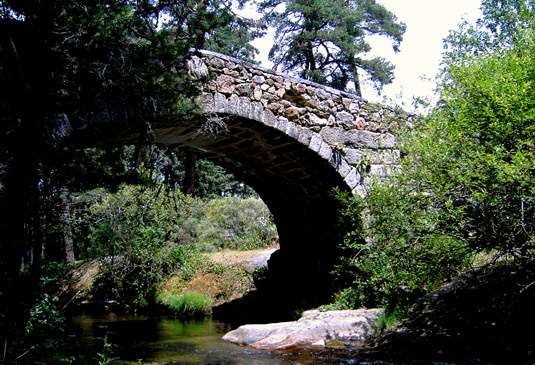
[156,291,212,316]
[374,307,405,333]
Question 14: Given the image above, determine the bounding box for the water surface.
[70,313,489,365]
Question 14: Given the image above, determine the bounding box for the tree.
[442,0,534,68]
[332,0,535,311]
[164,0,264,195]
[415,0,535,260]
[257,0,405,96]
[0,0,202,273]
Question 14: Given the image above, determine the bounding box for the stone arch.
[57,50,409,305]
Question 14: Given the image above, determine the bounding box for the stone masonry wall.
[183,50,414,194]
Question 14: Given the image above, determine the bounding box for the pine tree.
[258,0,405,96]
[164,0,264,195]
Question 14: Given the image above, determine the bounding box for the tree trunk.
[351,64,362,97]
[60,190,75,265]
[195,0,207,50]
[184,151,197,196]
[30,171,43,269]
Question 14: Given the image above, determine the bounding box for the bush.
[200,197,277,251]
[332,186,471,311]
[72,185,277,309]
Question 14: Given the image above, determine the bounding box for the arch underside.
[68,111,352,298]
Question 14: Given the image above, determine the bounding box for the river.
[69,313,486,365]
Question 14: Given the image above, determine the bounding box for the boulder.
[221,308,384,350]
[371,261,535,363]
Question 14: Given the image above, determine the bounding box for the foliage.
[0,0,202,273]
[156,291,212,316]
[154,148,257,198]
[164,0,264,61]
[331,0,535,313]
[198,197,277,251]
[409,1,535,262]
[195,159,256,198]
[332,187,469,310]
[0,263,104,364]
[406,47,535,261]
[76,184,194,307]
[94,327,119,365]
[3,0,202,123]
[1,0,262,271]
[69,184,276,308]
[257,0,406,95]
[0,0,265,361]
[318,287,359,311]
[442,0,535,68]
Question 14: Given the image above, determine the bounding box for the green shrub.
[332,187,470,311]
[200,197,277,251]
[73,184,276,308]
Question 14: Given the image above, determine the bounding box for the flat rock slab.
[222,308,384,350]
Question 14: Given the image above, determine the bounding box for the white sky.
[245,0,483,111]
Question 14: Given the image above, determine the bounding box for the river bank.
[56,249,535,364]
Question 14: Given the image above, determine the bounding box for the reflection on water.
[70,313,486,365]
[71,313,288,364]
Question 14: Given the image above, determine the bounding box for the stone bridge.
[67,50,410,302]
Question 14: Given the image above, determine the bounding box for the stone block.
[217,74,236,94]
[316,88,330,100]
[210,57,225,68]
[318,142,333,161]
[298,128,313,146]
[252,75,266,84]
[226,61,238,69]
[331,157,351,178]
[214,93,227,113]
[228,94,239,115]
[343,148,364,165]
[370,164,390,177]
[236,83,253,97]
[251,102,264,122]
[295,83,306,93]
[275,87,285,99]
[345,130,396,149]
[276,117,289,133]
[267,103,283,114]
[319,100,332,113]
[254,86,263,101]
[238,97,251,118]
[344,168,361,190]
[200,93,214,113]
[264,109,277,127]
[336,111,355,129]
[319,126,345,146]
[284,107,300,120]
[309,113,328,126]
[287,122,301,140]
[188,57,209,79]
[309,133,323,152]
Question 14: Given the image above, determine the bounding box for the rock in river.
[221,308,383,350]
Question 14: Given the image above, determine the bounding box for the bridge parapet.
[183,50,414,194]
